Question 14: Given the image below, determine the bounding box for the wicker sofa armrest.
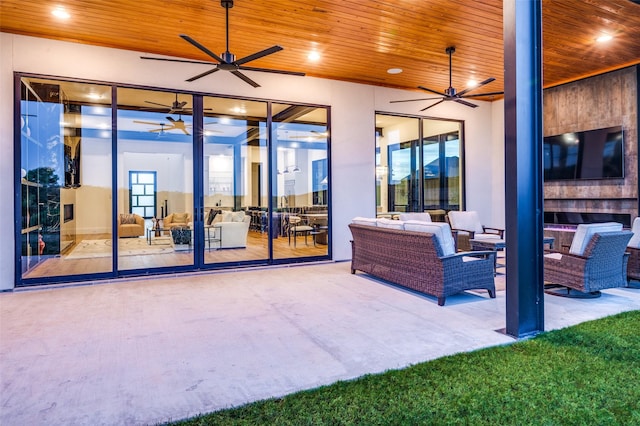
[442,250,495,261]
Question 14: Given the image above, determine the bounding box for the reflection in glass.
[273,104,329,259]
[202,96,269,263]
[375,114,463,217]
[20,77,113,280]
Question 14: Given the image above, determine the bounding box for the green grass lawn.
[174,310,640,425]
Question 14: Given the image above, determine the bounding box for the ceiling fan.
[390,46,503,111]
[134,116,192,135]
[142,93,212,114]
[140,0,305,88]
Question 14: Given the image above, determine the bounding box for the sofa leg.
[488,289,496,298]
[351,268,356,274]
[438,297,445,306]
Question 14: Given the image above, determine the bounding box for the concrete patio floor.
[1,261,640,425]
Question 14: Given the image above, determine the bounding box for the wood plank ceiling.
[1,0,639,101]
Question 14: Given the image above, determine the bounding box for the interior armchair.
[163,212,192,234]
[544,222,632,298]
[447,210,504,251]
[118,213,145,238]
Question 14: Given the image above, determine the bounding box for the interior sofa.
[118,213,145,238]
[349,218,496,306]
[208,210,251,249]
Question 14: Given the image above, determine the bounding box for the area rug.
[65,237,174,260]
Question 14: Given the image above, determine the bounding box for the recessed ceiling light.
[596,34,613,43]
[387,68,403,74]
[52,6,70,19]
[308,51,321,61]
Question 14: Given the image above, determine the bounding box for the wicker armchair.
[447,210,504,251]
[627,217,640,284]
[348,223,496,306]
[544,231,632,297]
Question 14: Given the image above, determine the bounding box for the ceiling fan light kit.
[390,46,504,111]
[141,0,305,87]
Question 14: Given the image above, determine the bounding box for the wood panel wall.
[543,65,638,223]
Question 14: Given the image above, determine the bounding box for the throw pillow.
[207,209,218,226]
[120,213,136,224]
[221,211,233,222]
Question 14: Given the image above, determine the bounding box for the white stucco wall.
[0,33,505,290]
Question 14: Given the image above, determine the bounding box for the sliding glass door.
[117,87,194,271]
[16,74,331,286]
[202,96,269,264]
[18,77,113,281]
[273,104,329,260]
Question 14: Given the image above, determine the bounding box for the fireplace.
[544,211,631,228]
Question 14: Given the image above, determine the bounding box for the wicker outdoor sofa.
[348,222,496,306]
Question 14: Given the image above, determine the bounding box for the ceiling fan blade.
[456,77,497,97]
[181,129,191,135]
[186,67,220,82]
[234,45,283,66]
[133,120,163,126]
[144,101,171,108]
[418,86,447,97]
[140,56,214,66]
[462,91,505,98]
[420,99,445,111]
[390,97,443,104]
[231,70,261,88]
[180,34,226,63]
[165,116,176,122]
[454,98,478,108]
[238,66,305,76]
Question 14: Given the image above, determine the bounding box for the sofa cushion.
[399,212,432,222]
[569,222,623,255]
[404,221,456,256]
[376,218,405,230]
[352,217,378,227]
[629,217,640,248]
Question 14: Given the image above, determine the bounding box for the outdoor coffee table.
[470,237,555,274]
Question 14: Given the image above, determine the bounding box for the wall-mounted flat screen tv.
[543,126,624,181]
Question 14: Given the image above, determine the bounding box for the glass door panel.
[116,88,194,271]
[423,119,463,211]
[20,77,113,280]
[422,137,440,208]
[202,96,269,264]
[444,135,461,210]
[273,103,329,260]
